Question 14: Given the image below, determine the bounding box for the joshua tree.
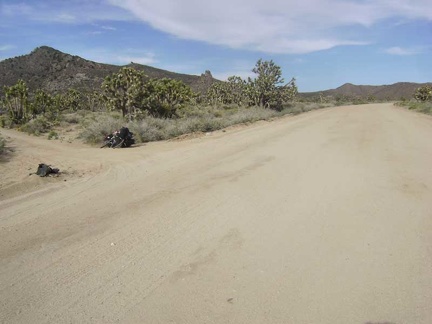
[3,79,29,124]
[102,67,147,120]
[414,85,432,102]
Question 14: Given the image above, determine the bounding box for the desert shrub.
[79,114,125,144]
[416,102,432,114]
[131,116,222,141]
[0,132,5,155]
[227,106,278,125]
[128,116,217,143]
[62,112,83,124]
[141,78,195,118]
[175,103,218,119]
[414,85,432,102]
[197,116,225,132]
[395,100,432,115]
[47,130,59,140]
[129,117,171,142]
[81,100,335,144]
[282,102,322,115]
[20,116,51,135]
[0,115,13,128]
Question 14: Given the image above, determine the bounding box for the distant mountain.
[301,82,432,100]
[0,46,217,95]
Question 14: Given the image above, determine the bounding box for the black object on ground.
[101,127,135,149]
[36,163,59,177]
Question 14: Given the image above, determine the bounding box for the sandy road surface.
[1,103,431,323]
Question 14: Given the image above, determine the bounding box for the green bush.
[414,85,432,102]
[47,130,59,140]
[396,100,432,115]
[0,115,13,128]
[20,116,51,135]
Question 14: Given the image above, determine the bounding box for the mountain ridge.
[301,81,432,100]
[0,46,430,100]
[0,46,216,95]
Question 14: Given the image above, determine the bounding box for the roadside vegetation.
[0,59,391,145]
[0,132,5,155]
[395,85,432,115]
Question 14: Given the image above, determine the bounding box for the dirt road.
[1,103,431,323]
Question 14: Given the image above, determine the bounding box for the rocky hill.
[0,46,216,95]
[301,82,432,100]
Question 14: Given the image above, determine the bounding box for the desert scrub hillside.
[0,46,217,96]
[395,85,432,115]
[1,58,370,146]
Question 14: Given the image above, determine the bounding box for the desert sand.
[1,103,431,323]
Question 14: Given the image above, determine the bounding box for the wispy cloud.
[87,31,104,36]
[0,44,15,51]
[115,54,156,65]
[77,48,157,66]
[0,1,134,24]
[212,70,255,82]
[106,0,432,54]
[54,13,76,23]
[101,25,117,31]
[86,24,118,36]
[1,3,33,16]
[385,46,422,56]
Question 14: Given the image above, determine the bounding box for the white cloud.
[385,46,421,56]
[106,0,432,54]
[115,54,156,65]
[1,3,33,16]
[86,24,117,36]
[0,1,134,24]
[0,44,14,51]
[101,25,117,31]
[293,58,305,64]
[212,70,256,82]
[54,13,76,23]
[78,48,157,65]
[87,31,103,36]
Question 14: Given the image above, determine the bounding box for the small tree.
[102,67,147,119]
[3,80,29,124]
[206,77,247,106]
[205,59,297,110]
[142,78,195,117]
[226,76,248,106]
[83,91,105,112]
[279,78,298,106]
[30,89,54,116]
[206,82,231,105]
[62,89,82,111]
[414,85,432,102]
[252,59,285,108]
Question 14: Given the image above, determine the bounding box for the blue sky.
[0,0,431,92]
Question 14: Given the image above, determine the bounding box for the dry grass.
[395,100,432,115]
[79,102,331,145]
